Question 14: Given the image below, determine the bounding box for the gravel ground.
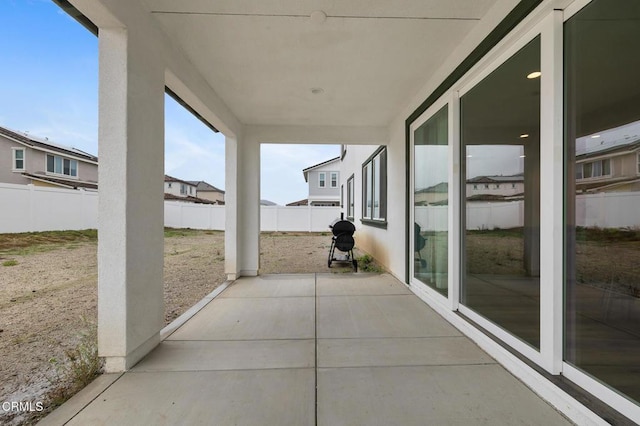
[0,230,361,424]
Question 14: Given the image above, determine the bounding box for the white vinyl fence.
[3,183,640,234]
[0,183,341,233]
[416,192,640,231]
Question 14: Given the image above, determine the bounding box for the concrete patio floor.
[41,273,573,425]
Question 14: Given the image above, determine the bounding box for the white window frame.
[346,174,354,219]
[330,172,338,188]
[637,152,640,175]
[362,146,386,222]
[46,154,78,178]
[12,148,25,171]
[318,172,326,188]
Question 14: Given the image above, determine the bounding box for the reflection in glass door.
[413,105,448,296]
[460,36,541,349]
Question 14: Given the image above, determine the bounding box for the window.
[413,104,448,296]
[12,148,25,171]
[168,182,172,188]
[577,159,611,179]
[347,175,354,219]
[638,152,640,174]
[473,184,478,190]
[565,0,640,404]
[180,184,187,195]
[330,172,338,188]
[46,154,77,177]
[495,184,500,189]
[362,146,387,222]
[319,172,326,188]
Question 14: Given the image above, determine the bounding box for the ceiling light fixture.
[527,71,541,79]
[311,88,324,95]
[520,133,529,138]
[591,134,601,138]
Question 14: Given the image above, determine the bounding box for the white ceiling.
[142,0,499,127]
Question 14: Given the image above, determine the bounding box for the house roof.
[302,157,340,182]
[286,198,309,206]
[576,139,640,161]
[22,172,98,190]
[164,174,197,186]
[416,182,448,194]
[163,193,217,204]
[0,125,98,163]
[467,174,524,184]
[187,180,225,193]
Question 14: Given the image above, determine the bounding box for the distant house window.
[330,172,338,188]
[168,182,172,188]
[495,184,500,189]
[484,184,489,189]
[46,154,77,177]
[319,172,326,188]
[189,187,193,195]
[512,183,516,189]
[180,184,187,195]
[578,159,611,179]
[347,175,354,219]
[12,148,25,171]
[473,184,478,190]
[362,147,387,221]
[637,153,640,174]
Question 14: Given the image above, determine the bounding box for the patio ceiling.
[140,0,500,127]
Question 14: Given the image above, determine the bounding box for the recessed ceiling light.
[520,134,529,138]
[527,71,541,79]
[311,88,324,95]
[520,155,526,158]
[591,134,601,138]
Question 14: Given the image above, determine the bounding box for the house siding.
[0,139,29,184]
[1,133,98,186]
[308,169,339,198]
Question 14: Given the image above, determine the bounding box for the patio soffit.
[140,0,499,127]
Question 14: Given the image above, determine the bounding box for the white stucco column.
[225,136,260,280]
[97,27,165,372]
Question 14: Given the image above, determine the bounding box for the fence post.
[28,184,36,232]
[308,205,312,232]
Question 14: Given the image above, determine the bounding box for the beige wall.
[197,191,224,202]
[1,135,98,185]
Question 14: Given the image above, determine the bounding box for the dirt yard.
[0,229,363,424]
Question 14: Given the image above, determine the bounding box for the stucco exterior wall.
[0,138,30,184]
[197,191,224,203]
[338,136,406,282]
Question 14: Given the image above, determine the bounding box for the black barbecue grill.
[328,217,357,271]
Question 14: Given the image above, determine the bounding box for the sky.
[0,0,339,206]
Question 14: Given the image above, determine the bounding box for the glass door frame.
[409,95,458,312]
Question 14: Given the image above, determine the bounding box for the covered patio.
[42,273,571,425]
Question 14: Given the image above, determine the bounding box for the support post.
[97,27,165,372]
[225,137,260,279]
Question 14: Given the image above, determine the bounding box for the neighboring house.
[187,180,225,203]
[466,174,524,201]
[286,198,308,206]
[164,175,197,198]
[415,182,448,206]
[575,138,640,193]
[260,199,278,206]
[302,157,340,206]
[0,125,98,190]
